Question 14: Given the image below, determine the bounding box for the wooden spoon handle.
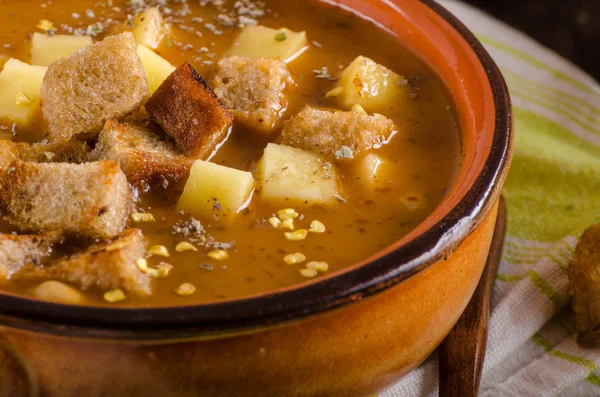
[438,197,507,397]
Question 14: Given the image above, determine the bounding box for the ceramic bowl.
[0,0,513,396]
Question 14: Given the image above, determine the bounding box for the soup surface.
[0,0,461,306]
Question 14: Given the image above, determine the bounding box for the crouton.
[278,106,397,159]
[41,32,149,142]
[569,224,600,335]
[0,139,90,174]
[0,160,132,239]
[29,229,151,296]
[212,56,292,134]
[0,140,26,172]
[0,231,62,280]
[25,140,91,164]
[89,119,193,188]
[145,62,233,158]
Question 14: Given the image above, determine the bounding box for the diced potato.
[30,32,92,66]
[0,55,8,68]
[131,7,166,49]
[0,59,47,128]
[34,281,85,304]
[257,143,339,206]
[353,152,395,192]
[328,56,408,112]
[178,160,255,220]
[227,26,308,63]
[137,44,176,94]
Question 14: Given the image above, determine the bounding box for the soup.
[0,0,461,306]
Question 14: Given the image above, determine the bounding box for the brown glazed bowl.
[0,1,512,396]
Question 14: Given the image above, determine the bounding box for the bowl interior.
[0,0,511,335]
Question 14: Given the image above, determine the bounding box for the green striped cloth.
[384,1,600,396]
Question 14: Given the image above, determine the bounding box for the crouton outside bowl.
[0,0,512,396]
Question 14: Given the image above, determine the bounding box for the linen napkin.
[383,1,600,396]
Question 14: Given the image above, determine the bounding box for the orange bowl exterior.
[0,0,513,396]
[0,202,497,397]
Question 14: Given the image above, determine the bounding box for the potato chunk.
[178,160,255,221]
[30,33,92,66]
[131,7,166,49]
[354,153,394,191]
[328,56,408,112]
[227,26,308,63]
[257,143,339,207]
[34,281,85,304]
[0,59,47,128]
[137,45,175,94]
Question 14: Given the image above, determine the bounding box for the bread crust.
[279,106,397,159]
[27,229,151,296]
[90,119,193,189]
[41,32,149,142]
[145,62,233,157]
[0,160,132,239]
[212,56,292,134]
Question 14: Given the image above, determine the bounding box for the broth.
[0,0,461,305]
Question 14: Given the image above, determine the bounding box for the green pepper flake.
[275,32,287,42]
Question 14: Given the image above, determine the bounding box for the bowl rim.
[0,0,513,339]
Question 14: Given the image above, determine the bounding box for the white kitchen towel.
[383,1,600,396]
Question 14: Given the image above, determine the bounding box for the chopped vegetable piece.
[329,56,409,112]
[207,249,229,260]
[227,26,308,63]
[306,261,329,272]
[131,7,166,49]
[104,289,126,303]
[175,242,198,252]
[148,245,170,257]
[137,45,176,94]
[0,59,47,128]
[175,282,196,296]
[257,143,339,207]
[309,220,326,234]
[268,217,282,228]
[131,212,155,222]
[299,268,318,278]
[178,160,255,222]
[30,33,92,66]
[283,253,306,265]
[285,229,308,241]
[34,281,84,304]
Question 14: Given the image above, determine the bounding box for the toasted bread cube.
[279,106,396,159]
[178,160,254,221]
[569,224,600,333]
[146,62,233,157]
[227,26,308,63]
[0,59,47,128]
[0,140,27,172]
[257,143,339,207]
[131,7,166,50]
[90,119,193,188]
[30,33,92,66]
[212,56,292,134]
[137,45,176,94]
[25,140,90,164]
[33,280,85,304]
[36,229,151,296]
[41,32,149,142]
[0,231,62,280]
[0,139,90,173]
[328,56,409,112]
[0,160,132,239]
